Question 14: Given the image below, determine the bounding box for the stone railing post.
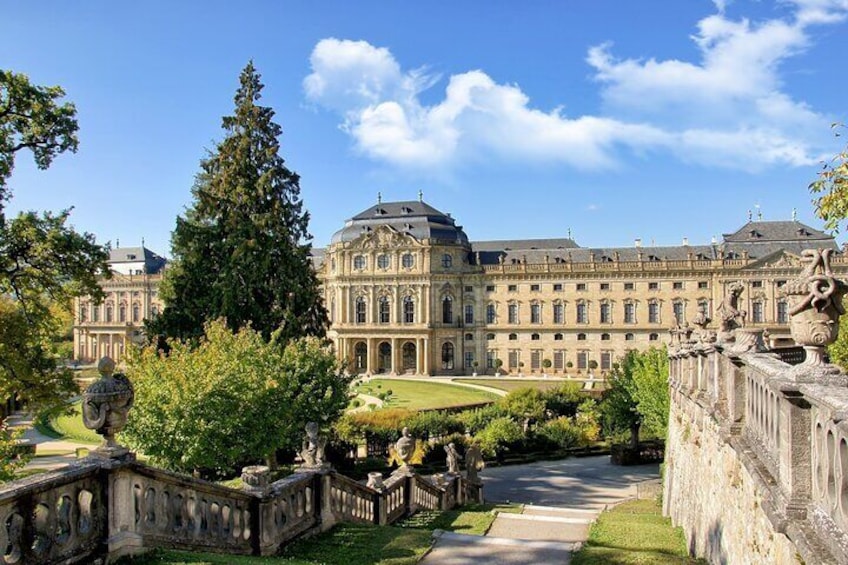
[778,390,812,518]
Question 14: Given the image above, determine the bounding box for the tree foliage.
[810,124,848,233]
[0,70,108,412]
[124,320,350,478]
[0,70,79,217]
[150,62,327,344]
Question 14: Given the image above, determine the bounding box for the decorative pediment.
[351,225,419,249]
[743,250,801,270]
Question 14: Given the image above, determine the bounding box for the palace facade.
[74,199,843,376]
[73,247,166,363]
[317,199,840,377]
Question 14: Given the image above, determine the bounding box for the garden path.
[7,411,96,471]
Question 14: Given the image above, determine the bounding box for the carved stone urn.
[392,427,416,475]
[82,356,134,457]
[781,249,848,380]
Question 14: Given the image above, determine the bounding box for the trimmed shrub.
[456,404,506,435]
[475,417,524,458]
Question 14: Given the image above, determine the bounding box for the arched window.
[119,305,126,322]
[403,296,415,323]
[379,296,390,324]
[329,299,335,323]
[554,333,563,341]
[355,296,367,324]
[105,304,113,323]
[487,333,496,340]
[601,333,611,341]
[132,304,139,323]
[442,296,453,324]
[508,333,518,341]
[577,333,587,341]
[353,255,366,270]
[649,333,659,341]
[92,305,99,322]
[150,306,159,318]
[377,254,390,269]
[442,342,455,370]
[465,333,474,341]
[442,254,453,269]
[531,333,540,341]
[79,304,88,323]
[625,333,635,341]
[402,253,414,268]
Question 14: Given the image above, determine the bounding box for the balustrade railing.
[328,472,377,525]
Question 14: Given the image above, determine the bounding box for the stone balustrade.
[665,341,848,564]
[0,457,471,564]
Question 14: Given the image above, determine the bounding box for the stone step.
[487,513,591,543]
[420,530,575,565]
[522,504,601,520]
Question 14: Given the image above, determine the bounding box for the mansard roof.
[108,246,167,274]
[330,200,469,245]
[722,220,831,243]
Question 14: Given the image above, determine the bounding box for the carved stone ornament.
[299,421,328,469]
[395,427,416,468]
[366,472,384,490]
[781,248,848,379]
[241,465,271,491]
[464,444,485,484]
[717,282,747,342]
[82,356,134,457]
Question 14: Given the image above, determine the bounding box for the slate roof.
[330,200,469,245]
[108,247,167,274]
[723,221,831,243]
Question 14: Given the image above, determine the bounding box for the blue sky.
[3,0,848,255]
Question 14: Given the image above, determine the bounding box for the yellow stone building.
[74,199,842,375]
[73,247,166,363]
[316,198,840,377]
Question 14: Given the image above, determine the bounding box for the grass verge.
[353,379,497,410]
[571,498,706,565]
[38,400,101,445]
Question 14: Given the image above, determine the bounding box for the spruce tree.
[152,62,327,343]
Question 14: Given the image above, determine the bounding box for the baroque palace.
[75,198,842,375]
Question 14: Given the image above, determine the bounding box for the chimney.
[635,238,642,248]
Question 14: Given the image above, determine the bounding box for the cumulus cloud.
[304,2,847,172]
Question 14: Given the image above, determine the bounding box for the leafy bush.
[543,382,586,418]
[456,404,506,434]
[403,410,464,440]
[475,417,524,458]
[335,408,415,444]
[498,388,547,422]
[422,432,470,466]
[123,320,350,478]
[537,417,583,449]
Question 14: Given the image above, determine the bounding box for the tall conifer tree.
[153,62,327,343]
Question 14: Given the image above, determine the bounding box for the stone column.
[391,338,399,375]
[366,338,374,375]
[423,338,430,375]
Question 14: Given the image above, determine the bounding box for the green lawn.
[354,379,497,410]
[39,400,102,445]
[572,499,705,564]
[453,378,574,393]
[116,504,517,565]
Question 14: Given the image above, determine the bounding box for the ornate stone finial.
[781,249,848,379]
[691,305,716,344]
[717,282,747,343]
[748,209,753,221]
[568,227,572,240]
[366,472,384,491]
[394,427,416,470]
[82,356,134,458]
[792,208,797,221]
[377,191,382,205]
[418,189,423,202]
[299,421,328,469]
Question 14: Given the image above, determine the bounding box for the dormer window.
[600,255,613,263]
[797,228,810,236]
[749,230,762,238]
[374,208,387,216]
[127,254,136,260]
[442,254,453,269]
[401,206,413,215]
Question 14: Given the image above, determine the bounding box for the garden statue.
[464,444,485,483]
[366,472,384,490]
[692,304,716,344]
[299,422,327,468]
[717,282,747,341]
[445,442,462,474]
[395,427,416,467]
[82,356,134,457]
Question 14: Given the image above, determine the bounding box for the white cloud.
[304,3,847,173]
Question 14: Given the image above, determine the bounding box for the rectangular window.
[486,285,495,292]
[601,351,612,371]
[464,304,474,325]
[752,280,763,288]
[508,350,520,371]
[553,283,563,291]
[577,351,588,370]
[649,302,659,324]
[553,350,564,370]
[508,304,518,324]
[553,303,564,324]
[776,280,787,288]
[576,283,587,291]
[465,285,473,292]
[698,281,708,289]
[530,284,540,291]
[486,304,496,324]
[577,303,587,324]
[673,302,685,324]
[752,301,763,323]
[508,284,518,292]
[624,303,635,324]
[531,350,541,370]
[487,350,497,369]
[465,351,474,369]
[600,303,611,324]
[777,301,789,324]
[531,304,541,324]
[600,283,610,291]
[649,282,659,290]
[624,282,635,291]
[673,281,684,290]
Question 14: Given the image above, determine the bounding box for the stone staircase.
[421,503,604,564]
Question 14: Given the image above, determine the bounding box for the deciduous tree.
[810,124,848,233]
